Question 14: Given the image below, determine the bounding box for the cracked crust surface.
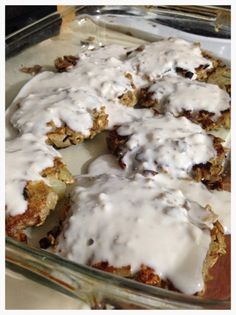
[6,158,74,242]
[107,129,227,189]
[191,136,229,189]
[139,91,230,131]
[46,108,108,148]
[126,43,216,82]
[207,65,231,95]
[139,54,230,131]
[54,55,138,107]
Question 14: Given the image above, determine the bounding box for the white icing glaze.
[117,114,216,178]
[156,174,231,234]
[9,44,150,136]
[10,38,213,138]
[127,38,212,80]
[6,133,60,216]
[11,88,104,137]
[88,154,230,234]
[147,75,230,118]
[55,174,217,294]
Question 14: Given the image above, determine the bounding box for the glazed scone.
[139,75,230,130]
[54,174,225,295]
[126,38,214,81]
[5,133,74,241]
[107,114,227,187]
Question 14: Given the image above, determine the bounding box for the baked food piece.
[93,221,226,296]
[5,134,74,241]
[10,88,109,149]
[46,106,108,149]
[54,55,79,72]
[107,114,227,188]
[126,38,214,81]
[54,174,225,295]
[207,65,231,95]
[193,50,222,81]
[20,64,42,75]
[88,155,230,234]
[6,180,58,242]
[10,44,144,148]
[55,53,138,106]
[139,75,230,130]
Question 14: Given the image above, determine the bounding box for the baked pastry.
[5,133,74,241]
[54,174,225,295]
[139,75,230,130]
[107,114,227,187]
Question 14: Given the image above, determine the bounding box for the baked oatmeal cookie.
[126,38,214,81]
[6,134,74,241]
[107,114,227,188]
[54,174,225,295]
[139,75,230,130]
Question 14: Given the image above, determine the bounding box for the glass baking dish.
[5,5,231,309]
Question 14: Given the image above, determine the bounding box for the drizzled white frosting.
[11,88,104,137]
[117,114,216,178]
[88,154,230,234]
[10,38,213,139]
[9,44,150,137]
[127,38,212,80]
[6,133,60,216]
[147,75,230,118]
[55,174,217,294]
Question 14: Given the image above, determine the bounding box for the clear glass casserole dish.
[5,5,231,309]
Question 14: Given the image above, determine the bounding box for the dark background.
[5,5,231,36]
[6,6,57,35]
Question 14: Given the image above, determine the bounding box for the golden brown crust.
[180,109,230,131]
[118,89,137,107]
[139,90,230,131]
[90,220,226,295]
[54,55,79,72]
[117,72,138,107]
[6,181,58,242]
[207,65,231,95]
[6,158,74,242]
[195,50,222,81]
[126,44,216,81]
[199,221,226,296]
[41,157,74,184]
[46,108,108,148]
[107,130,227,189]
[192,136,229,189]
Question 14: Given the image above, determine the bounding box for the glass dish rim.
[5,4,230,43]
[5,237,230,309]
[5,5,231,309]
